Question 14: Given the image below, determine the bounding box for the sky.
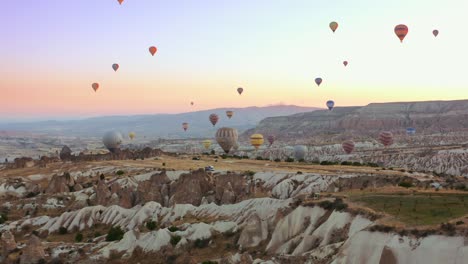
[1,0,467,121]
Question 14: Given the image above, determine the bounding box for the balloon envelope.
[326,100,335,111]
[379,131,394,147]
[209,114,219,126]
[92,83,99,92]
[112,63,119,72]
[202,140,212,150]
[117,0,124,4]
[149,46,157,56]
[191,101,194,106]
[315,78,322,86]
[294,145,307,160]
[343,61,348,67]
[182,122,189,131]
[329,21,338,33]
[237,87,243,95]
[342,140,355,154]
[128,132,135,140]
[226,110,234,119]
[250,134,264,150]
[215,127,238,154]
[103,131,123,153]
[394,24,408,42]
[433,29,439,37]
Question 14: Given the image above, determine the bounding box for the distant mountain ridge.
[0,105,319,138]
[242,99,468,142]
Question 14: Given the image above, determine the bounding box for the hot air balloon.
[226,110,234,119]
[294,145,307,161]
[92,83,99,92]
[233,142,239,151]
[406,127,416,135]
[326,100,335,111]
[112,63,119,72]
[128,132,135,140]
[250,134,264,151]
[215,127,238,154]
[190,101,194,106]
[103,131,123,153]
[394,24,408,43]
[315,78,323,87]
[182,122,189,131]
[433,29,439,37]
[343,61,348,67]
[149,46,157,56]
[342,140,355,154]
[267,135,275,146]
[117,0,124,5]
[329,21,338,33]
[202,140,212,150]
[209,114,219,126]
[237,87,243,95]
[379,131,394,147]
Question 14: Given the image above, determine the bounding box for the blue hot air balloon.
[406,127,416,135]
[326,100,335,111]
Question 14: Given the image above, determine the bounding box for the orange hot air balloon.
[112,63,119,72]
[329,21,338,33]
[394,24,408,43]
[433,29,439,37]
[182,122,189,131]
[117,0,124,5]
[250,134,264,150]
[149,46,157,56]
[92,83,99,92]
[343,61,348,67]
[226,110,234,119]
[209,114,219,126]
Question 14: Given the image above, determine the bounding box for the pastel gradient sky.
[1,0,467,120]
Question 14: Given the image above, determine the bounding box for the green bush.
[341,161,352,166]
[298,158,305,162]
[398,181,413,188]
[245,170,255,176]
[75,233,83,242]
[352,162,362,166]
[146,220,158,231]
[201,261,218,264]
[221,154,228,159]
[106,226,124,242]
[0,213,7,224]
[94,231,102,238]
[168,226,179,232]
[170,235,182,246]
[256,156,263,160]
[116,170,125,176]
[194,238,210,248]
[58,227,67,235]
[274,158,281,162]
[210,150,216,155]
[286,157,294,162]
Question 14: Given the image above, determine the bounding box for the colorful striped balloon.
[215,127,238,154]
[250,134,264,150]
[209,114,219,126]
[394,24,408,43]
[342,140,355,154]
[379,131,394,147]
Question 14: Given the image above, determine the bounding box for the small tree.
[106,226,124,242]
[146,220,157,231]
[75,233,83,242]
[58,227,67,235]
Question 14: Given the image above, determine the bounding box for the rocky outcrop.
[169,169,213,206]
[136,171,171,206]
[1,230,17,256]
[237,213,268,248]
[60,145,72,160]
[94,179,112,206]
[19,235,45,264]
[46,173,76,194]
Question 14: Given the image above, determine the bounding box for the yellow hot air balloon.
[250,134,264,150]
[128,132,135,140]
[226,110,234,119]
[202,140,212,150]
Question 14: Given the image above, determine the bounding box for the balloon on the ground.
[103,131,123,153]
[250,134,264,150]
[329,21,338,33]
[209,114,219,126]
[294,145,307,160]
[149,46,157,56]
[394,24,408,43]
[215,127,238,154]
[326,100,335,111]
[379,131,394,147]
[342,140,355,154]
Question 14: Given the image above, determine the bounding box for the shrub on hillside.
[106,226,124,242]
[146,220,158,231]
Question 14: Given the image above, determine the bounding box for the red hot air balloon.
[394,24,408,43]
[267,135,275,146]
[182,122,189,131]
[237,87,243,95]
[433,29,439,37]
[117,0,124,5]
[92,83,99,92]
[343,61,348,67]
[342,140,355,154]
[112,63,119,72]
[209,114,219,126]
[379,131,394,147]
[149,46,157,56]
